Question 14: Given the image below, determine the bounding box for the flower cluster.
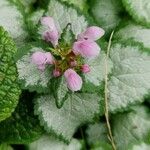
[31,17,104,92]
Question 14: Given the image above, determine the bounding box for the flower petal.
[77,26,105,41]
[64,69,83,92]
[73,40,100,58]
[31,51,47,66]
[44,52,54,64]
[41,17,59,47]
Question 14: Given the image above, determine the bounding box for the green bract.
[0,27,21,122]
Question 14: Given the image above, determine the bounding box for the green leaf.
[60,24,75,46]
[114,22,150,50]
[51,76,69,108]
[27,9,45,39]
[82,51,113,92]
[0,27,21,122]
[89,0,124,35]
[0,0,27,44]
[45,0,88,38]
[108,43,150,113]
[0,144,13,150]
[27,135,82,150]
[122,0,150,27]
[16,44,53,93]
[34,93,100,142]
[86,123,109,146]
[0,92,44,144]
[112,105,150,150]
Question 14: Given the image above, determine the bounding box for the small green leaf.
[34,93,100,142]
[0,92,44,144]
[16,44,53,93]
[0,0,27,44]
[51,76,69,108]
[27,135,82,150]
[108,43,150,113]
[46,0,88,38]
[112,105,150,150]
[114,22,150,50]
[60,24,75,46]
[89,0,124,35]
[0,27,21,122]
[122,0,150,27]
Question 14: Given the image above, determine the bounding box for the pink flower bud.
[73,40,100,58]
[32,51,47,65]
[53,69,61,77]
[41,17,59,47]
[81,64,90,73]
[31,51,54,71]
[44,52,54,64]
[69,60,77,67]
[64,69,83,92]
[78,26,105,41]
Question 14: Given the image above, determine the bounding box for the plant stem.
[104,31,117,150]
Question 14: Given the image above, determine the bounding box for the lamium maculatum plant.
[0,0,150,150]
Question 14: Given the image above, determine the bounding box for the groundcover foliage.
[0,0,150,150]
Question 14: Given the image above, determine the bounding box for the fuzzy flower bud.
[31,51,54,71]
[64,69,83,92]
[73,40,100,58]
[81,64,90,73]
[41,17,59,47]
[77,26,105,41]
[53,69,61,77]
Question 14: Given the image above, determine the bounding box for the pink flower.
[64,69,83,92]
[53,69,61,77]
[41,17,59,47]
[81,64,90,73]
[73,40,100,58]
[31,51,54,71]
[77,26,105,41]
